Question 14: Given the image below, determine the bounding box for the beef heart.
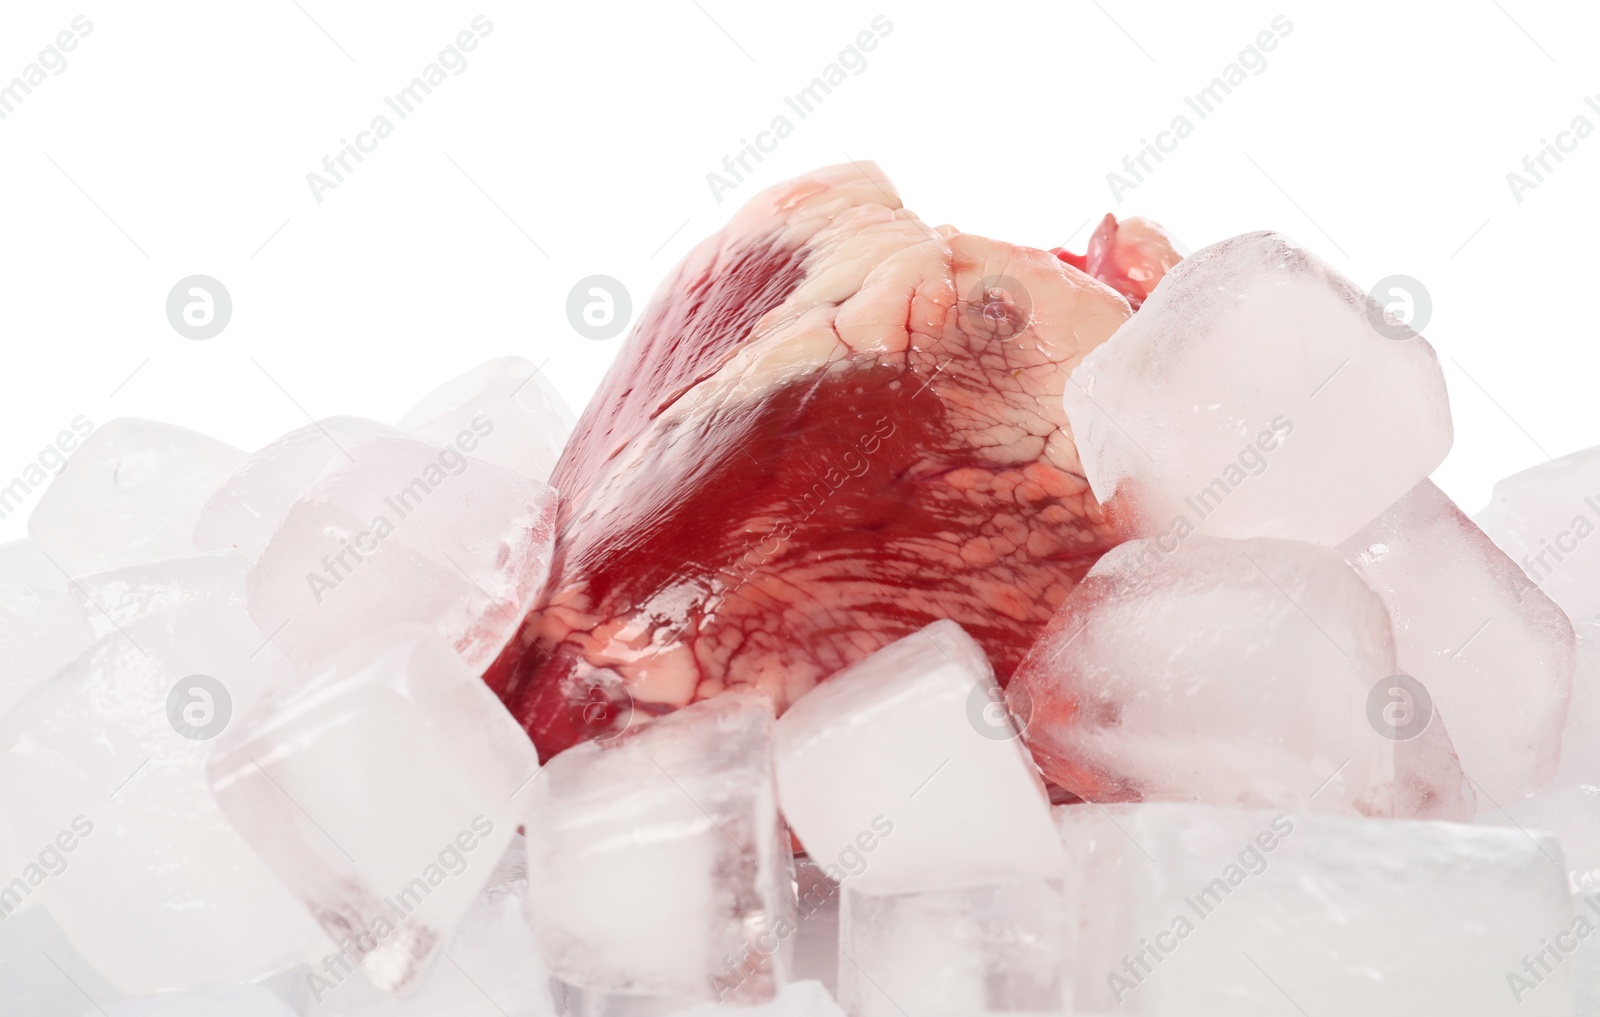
[485,162,1183,759]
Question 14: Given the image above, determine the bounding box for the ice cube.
[70,551,251,642]
[398,357,575,483]
[662,980,846,1017]
[838,880,1066,1017]
[774,621,1061,896]
[0,539,69,588]
[1343,480,1575,804]
[0,601,329,994]
[524,693,792,1006]
[790,856,842,996]
[1059,801,1574,1015]
[0,582,93,720]
[1009,534,1471,816]
[1555,617,1600,789]
[29,419,246,576]
[1064,232,1452,546]
[208,624,533,994]
[97,984,303,1016]
[195,417,408,556]
[304,835,555,1016]
[1479,784,1600,894]
[244,436,555,670]
[1480,444,1600,622]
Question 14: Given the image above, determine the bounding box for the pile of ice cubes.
[5,231,1600,1017]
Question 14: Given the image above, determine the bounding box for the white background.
[0,0,1594,541]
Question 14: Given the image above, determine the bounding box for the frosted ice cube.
[775,621,1061,895]
[0,601,329,994]
[1479,785,1600,894]
[0,539,68,588]
[525,693,792,1006]
[0,583,93,720]
[838,880,1066,1017]
[1555,617,1600,789]
[1009,535,1471,816]
[29,419,246,576]
[1343,480,1575,804]
[1059,801,1573,1015]
[1064,232,1452,546]
[1480,444,1600,622]
[304,835,555,1016]
[195,417,408,555]
[208,624,534,994]
[244,437,555,670]
[0,904,80,1012]
[70,551,251,642]
[398,357,574,483]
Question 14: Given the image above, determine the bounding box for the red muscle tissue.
[484,162,1183,760]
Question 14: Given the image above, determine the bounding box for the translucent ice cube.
[195,417,408,556]
[70,551,251,642]
[1064,232,1452,546]
[0,582,93,720]
[525,693,792,1006]
[0,601,328,994]
[774,620,1061,894]
[29,419,246,576]
[838,880,1067,1017]
[1009,535,1471,816]
[663,980,846,1017]
[1479,784,1600,894]
[790,856,842,996]
[244,437,556,670]
[1480,444,1600,622]
[1555,617,1600,789]
[1343,480,1575,804]
[1059,801,1573,1015]
[208,624,534,994]
[398,357,575,483]
[0,539,68,588]
[304,835,555,1016]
